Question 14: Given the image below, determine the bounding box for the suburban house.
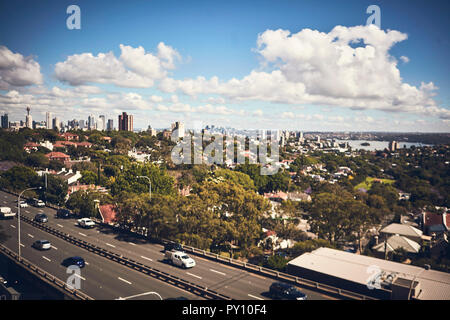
[422,211,449,236]
[23,142,40,152]
[59,132,79,141]
[379,223,423,243]
[372,234,421,258]
[45,151,71,164]
[99,204,118,224]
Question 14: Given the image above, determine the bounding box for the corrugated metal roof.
[381,223,423,237]
[288,247,450,300]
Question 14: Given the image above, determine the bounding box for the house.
[76,141,92,148]
[55,168,82,185]
[380,223,423,243]
[60,132,79,141]
[23,142,40,152]
[264,191,288,202]
[102,136,112,143]
[372,234,421,258]
[45,152,71,164]
[99,204,118,224]
[422,211,449,236]
[287,191,311,202]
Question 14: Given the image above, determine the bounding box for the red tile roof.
[45,152,70,160]
[99,204,118,224]
[424,212,444,227]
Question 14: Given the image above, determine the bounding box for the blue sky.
[0,0,449,131]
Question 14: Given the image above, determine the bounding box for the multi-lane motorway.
[0,190,334,300]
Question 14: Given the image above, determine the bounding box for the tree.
[25,153,49,168]
[80,170,97,185]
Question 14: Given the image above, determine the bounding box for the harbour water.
[335,140,432,151]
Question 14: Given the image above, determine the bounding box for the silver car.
[32,240,51,250]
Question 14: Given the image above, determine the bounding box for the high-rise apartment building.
[107,119,114,131]
[98,115,106,131]
[1,113,8,129]
[25,107,33,129]
[46,112,52,129]
[171,121,184,139]
[118,112,133,131]
[88,115,96,130]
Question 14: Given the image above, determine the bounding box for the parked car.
[0,207,15,219]
[164,242,184,252]
[32,240,51,250]
[56,208,73,219]
[62,256,85,268]
[77,218,95,228]
[165,251,195,268]
[34,213,48,223]
[269,282,307,300]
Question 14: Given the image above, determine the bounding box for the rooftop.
[380,223,423,238]
[288,247,450,300]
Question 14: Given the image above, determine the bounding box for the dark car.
[56,208,73,219]
[34,213,48,223]
[164,242,183,252]
[62,256,85,268]
[269,282,307,300]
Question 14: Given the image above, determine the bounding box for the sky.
[0,0,449,132]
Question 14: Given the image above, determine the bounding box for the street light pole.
[18,186,41,260]
[137,176,151,200]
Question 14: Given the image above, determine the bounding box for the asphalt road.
[0,190,334,300]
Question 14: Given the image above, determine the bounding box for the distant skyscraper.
[53,117,61,131]
[171,121,184,139]
[46,112,52,129]
[98,115,106,131]
[79,119,85,129]
[388,141,399,152]
[107,119,114,131]
[118,112,133,131]
[88,115,96,130]
[1,113,8,129]
[25,107,32,129]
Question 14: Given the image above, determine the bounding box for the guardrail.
[0,244,93,300]
[16,212,231,300]
[1,188,376,300]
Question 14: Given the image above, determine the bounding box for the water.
[334,139,432,151]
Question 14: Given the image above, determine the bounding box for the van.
[0,207,15,219]
[165,251,196,269]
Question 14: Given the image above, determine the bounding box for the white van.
[165,250,196,269]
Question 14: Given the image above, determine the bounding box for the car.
[269,282,307,300]
[164,242,184,252]
[0,207,15,219]
[30,198,45,207]
[165,251,196,268]
[62,256,85,268]
[34,213,48,223]
[77,218,95,228]
[56,208,73,219]
[32,240,51,250]
[19,201,28,208]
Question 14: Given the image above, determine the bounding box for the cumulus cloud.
[0,46,43,90]
[54,42,180,88]
[157,25,448,119]
[400,56,410,63]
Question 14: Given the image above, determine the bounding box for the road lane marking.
[78,232,87,237]
[248,294,264,300]
[106,243,116,248]
[128,242,136,246]
[118,277,132,285]
[85,262,89,265]
[140,256,153,261]
[57,224,64,228]
[27,233,34,238]
[116,292,162,300]
[51,246,58,250]
[42,256,51,262]
[74,273,86,281]
[20,244,24,248]
[186,272,202,279]
[10,225,16,229]
[209,269,226,276]
[25,210,30,213]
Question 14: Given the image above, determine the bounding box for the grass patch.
[355,177,395,190]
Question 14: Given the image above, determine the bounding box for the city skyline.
[0,0,449,132]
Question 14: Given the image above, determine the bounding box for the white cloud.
[400,56,410,63]
[0,46,43,90]
[54,43,181,88]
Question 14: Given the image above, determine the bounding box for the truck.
[0,207,15,219]
[164,250,196,269]
[77,218,95,228]
[31,198,45,207]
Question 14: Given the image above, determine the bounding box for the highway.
[0,190,334,300]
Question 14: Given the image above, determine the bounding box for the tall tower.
[118,112,133,131]
[46,112,52,129]
[25,107,33,129]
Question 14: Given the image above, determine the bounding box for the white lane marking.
[128,242,136,246]
[10,225,16,229]
[186,272,202,279]
[51,245,58,250]
[74,273,86,281]
[57,224,64,228]
[27,233,34,238]
[248,294,264,300]
[85,262,89,265]
[25,210,30,213]
[106,243,116,248]
[140,256,153,262]
[118,277,132,285]
[78,232,87,237]
[209,268,226,276]
[20,244,25,248]
[42,256,51,262]
[116,292,162,300]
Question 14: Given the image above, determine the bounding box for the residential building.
[1,113,8,129]
[45,151,70,164]
[118,112,133,131]
[380,223,424,243]
[107,119,114,131]
[46,112,52,129]
[98,115,106,131]
[25,107,32,129]
[372,234,421,258]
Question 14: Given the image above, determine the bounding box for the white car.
[165,251,196,268]
[32,240,51,250]
[19,201,28,208]
[77,218,95,228]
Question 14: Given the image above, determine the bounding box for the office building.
[118,112,133,131]
[46,112,52,129]
[98,115,106,131]
[389,141,399,152]
[171,121,184,139]
[107,119,114,131]
[25,107,32,129]
[1,113,8,129]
